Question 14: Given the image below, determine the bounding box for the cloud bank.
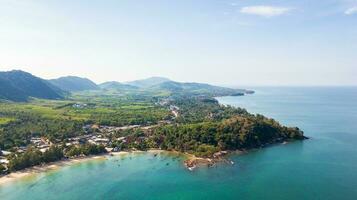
[240,6,292,17]
[345,7,357,15]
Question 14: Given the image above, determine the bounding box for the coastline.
[183,150,245,170]
[0,150,164,186]
[0,142,299,185]
[0,148,232,185]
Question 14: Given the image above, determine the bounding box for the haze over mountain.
[0,70,64,102]
[126,77,171,88]
[99,81,139,91]
[149,81,250,96]
[49,76,99,92]
[0,70,252,102]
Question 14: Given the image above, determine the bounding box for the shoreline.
[183,150,245,170]
[0,141,300,185]
[0,148,230,185]
[0,150,164,186]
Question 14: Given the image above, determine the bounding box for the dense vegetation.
[7,146,64,171]
[0,164,5,173]
[151,116,304,157]
[6,144,106,171]
[172,97,250,123]
[65,144,106,157]
[109,97,305,157]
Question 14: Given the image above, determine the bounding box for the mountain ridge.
[99,81,139,90]
[0,70,252,101]
[126,77,171,88]
[148,80,250,96]
[0,70,64,102]
[49,76,99,92]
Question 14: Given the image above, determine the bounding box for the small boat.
[188,167,195,171]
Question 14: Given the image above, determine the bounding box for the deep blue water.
[1,87,357,200]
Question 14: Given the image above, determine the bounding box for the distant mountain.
[49,76,99,92]
[0,70,252,101]
[0,70,64,102]
[126,77,171,88]
[99,81,139,90]
[149,81,251,97]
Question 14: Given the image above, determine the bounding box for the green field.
[0,117,15,125]
[0,94,171,150]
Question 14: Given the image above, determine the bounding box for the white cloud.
[345,7,357,15]
[240,6,292,17]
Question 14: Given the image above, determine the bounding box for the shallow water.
[1,87,357,200]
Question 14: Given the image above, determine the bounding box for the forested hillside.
[49,76,99,92]
[0,70,63,102]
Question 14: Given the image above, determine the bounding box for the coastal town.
[0,100,237,174]
[0,103,180,174]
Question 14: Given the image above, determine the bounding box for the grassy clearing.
[0,117,15,125]
[0,95,171,125]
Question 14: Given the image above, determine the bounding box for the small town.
[0,103,180,174]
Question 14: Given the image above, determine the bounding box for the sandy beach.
[0,151,136,186]
[0,149,227,185]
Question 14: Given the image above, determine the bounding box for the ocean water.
[1,87,357,200]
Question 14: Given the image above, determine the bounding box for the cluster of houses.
[156,98,180,118]
[0,101,181,172]
[67,124,164,150]
[0,124,136,168]
[97,125,141,133]
[64,125,127,147]
[30,137,51,153]
[169,105,180,118]
[72,103,88,109]
[3,137,52,158]
[157,97,174,106]
[0,149,11,166]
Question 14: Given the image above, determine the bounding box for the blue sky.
[0,0,356,86]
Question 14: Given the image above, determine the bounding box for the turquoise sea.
[1,87,357,200]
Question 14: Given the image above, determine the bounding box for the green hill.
[0,71,252,101]
[99,81,139,91]
[49,76,99,92]
[0,70,64,102]
[148,81,252,97]
[124,77,252,97]
[126,77,171,88]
